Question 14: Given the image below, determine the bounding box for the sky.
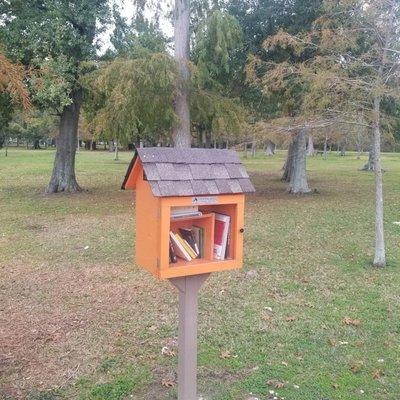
[100,0,173,53]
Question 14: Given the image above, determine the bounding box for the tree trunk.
[205,132,211,148]
[46,90,82,193]
[356,143,362,159]
[265,141,275,156]
[323,135,328,160]
[372,97,386,267]
[288,128,312,194]
[340,143,346,156]
[251,140,256,157]
[361,144,376,171]
[108,140,114,152]
[307,134,315,156]
[172,0,191,148]
[282,141,295,182]
[33,139,41,149]
[114,140,119,161]
[369,0,395,267]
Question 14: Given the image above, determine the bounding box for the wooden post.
[169,274,210,400]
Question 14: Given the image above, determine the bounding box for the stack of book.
[169,227,204,263]
[171,206,202,219]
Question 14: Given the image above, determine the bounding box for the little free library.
[122,147,255,280]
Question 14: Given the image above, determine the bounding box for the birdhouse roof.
[122,147,255,197]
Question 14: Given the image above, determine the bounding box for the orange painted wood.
[161,259,240,279]
[125,159,142,190]
[131,165,246,279]
[135,170,160,277]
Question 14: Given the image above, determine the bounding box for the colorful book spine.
[175,233,198,259]
[169,231,192,261]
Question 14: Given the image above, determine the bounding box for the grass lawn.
[0,148,399,400]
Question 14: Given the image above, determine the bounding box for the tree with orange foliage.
[0,51,30,150]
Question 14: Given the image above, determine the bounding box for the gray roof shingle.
[123,147,255,197]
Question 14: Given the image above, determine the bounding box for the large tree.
[83,53,178,147]
[248,0,400,266]
[306,0,399,267]
[0,0,109,192]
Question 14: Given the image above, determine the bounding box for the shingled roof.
[122,147,255,197]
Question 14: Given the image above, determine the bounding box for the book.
[175,233,198,259]
[213,213,230,260]
[179,228,200,256]
[192,226,204,258]
[169,231,192,261]
[169,238,177,263]
[171,206,202,219]
[225,225,231,259]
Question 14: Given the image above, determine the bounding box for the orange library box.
[122,148,255,280]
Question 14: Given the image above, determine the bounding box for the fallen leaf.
[266,379,285,389]
[285,316,296,322]
[220,350,232,359]
[261,312,272,321]
[148,325,157,332]
[161,377,175,388]
[281,361,288,367]
[332,383,339,389]
[328,338,337,347]
[349,361,363,374]
[372,369,383,379]
[161,346,176,357]
[355,341,364,348]
[342,317,361,327]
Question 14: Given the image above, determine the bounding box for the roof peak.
[137,147,241,165]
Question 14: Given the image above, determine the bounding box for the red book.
[213,213,230,260]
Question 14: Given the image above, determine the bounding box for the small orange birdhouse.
[122,148,255,279]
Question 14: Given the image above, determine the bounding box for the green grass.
[0,148,399,400]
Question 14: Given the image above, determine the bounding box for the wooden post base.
[169,274,210,400]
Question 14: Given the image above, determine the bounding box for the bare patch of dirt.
[0,256,176,398]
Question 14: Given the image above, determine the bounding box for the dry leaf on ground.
[220,350,232,359]
[161,346,176,357]
[161,377,176,388]
[266,379,285,388]
[328,338,337,347]
[342,317,361,327]
[350,361,363,374]
[372,369,383,379]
